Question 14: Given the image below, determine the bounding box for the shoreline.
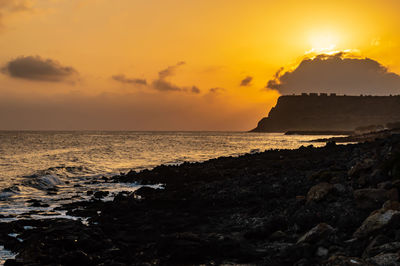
[2,134,400,265]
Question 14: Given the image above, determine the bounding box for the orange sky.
[1,0,400,130]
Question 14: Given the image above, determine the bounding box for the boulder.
[366,253,400,266]
[325,255,369,266]
[354,209,400,238]
[364,242,400,258]
[306,183,334,203]
[297,223,334,244]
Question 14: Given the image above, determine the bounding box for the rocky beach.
[2,133,400,265]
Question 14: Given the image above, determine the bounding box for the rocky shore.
[2,134,400,265]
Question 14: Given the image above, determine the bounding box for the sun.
[308,32,339,54]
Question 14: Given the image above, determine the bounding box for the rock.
[354,209,400,238]
[353,189,393,210]
[387,188,399,202]
[378,182,394,190]
[325,255,369,266]
[59,250,93,265]
[297,223,334,244]
[366,253,400,266]
[333,183,348,194]
[316,246,329,257]
[134,186,159,198]
[269,230,287,241]
[306,183,334,203]
[93,191,109,199]
[364,242,400,258]
[348,159,375,177]
[382,200,400,211]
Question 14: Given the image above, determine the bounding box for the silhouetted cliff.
[252,94,400,132]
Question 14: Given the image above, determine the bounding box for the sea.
[0,131,335,262]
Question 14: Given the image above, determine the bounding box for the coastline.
[2,134,400,265]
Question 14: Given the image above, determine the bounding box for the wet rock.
[27,199,49,208]
[93,191,109,199]
[306,183,334,203]
[366,253,400,266]
[354,209,400,238]
[134,186,159,199]
[316,246,329,257]
[364,242,400,258]
[297,223,334,244]
[59,250,93,265]
[325,255,369,266]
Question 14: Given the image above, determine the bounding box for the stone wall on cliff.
[252,94,400,132]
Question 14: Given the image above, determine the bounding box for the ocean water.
[0,131,335,223]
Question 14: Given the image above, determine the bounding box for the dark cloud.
[191,86,200,94]
[2,56,78,82]
[114,62,201,94]
[158,61,185,79]
[209,87,225,94]
[112,75,147,85]
[151,79,182,92]
[151,61,200,93]
[267,52,400,95]
[240,76,253,86]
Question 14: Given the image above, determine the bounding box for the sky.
[1,0,400,130]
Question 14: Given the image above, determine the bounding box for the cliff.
[252,94,400,132]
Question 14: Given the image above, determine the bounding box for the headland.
[252,94,400,133]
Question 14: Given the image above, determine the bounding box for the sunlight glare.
[308,32,339,53]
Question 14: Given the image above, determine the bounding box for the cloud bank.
[267,52,400,95]
[2,56,78,82]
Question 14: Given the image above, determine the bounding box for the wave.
[23,175,64,191]
[0,185,20,200]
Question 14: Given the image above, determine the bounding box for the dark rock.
[366,253,400,266]
[354,208,400,238]
[297,223,334,244]
[93,191,109,199]
[353,189,393,210]
[306,183,334,203]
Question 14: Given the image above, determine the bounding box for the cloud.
[209,87,225,94]
[0,0,34,27]
[2,55,78,82]
[267,52,400,95]
[0,0,33,12]
[151,79,182,92]
[191,86,200,94]
[112,75,147,85]
[113,62,201,94]
[151,61,200,93]
[240,76,253,86]
[158,61,185,79]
